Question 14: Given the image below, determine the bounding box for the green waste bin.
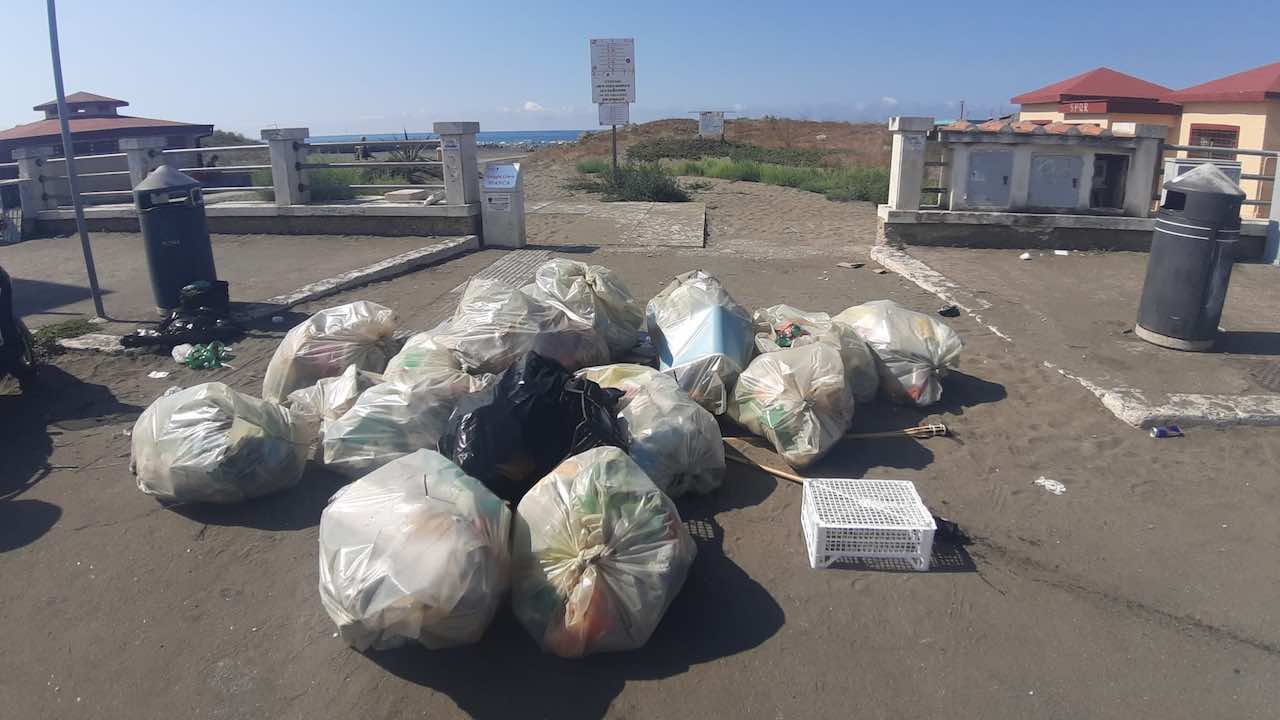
[134,165,217,311]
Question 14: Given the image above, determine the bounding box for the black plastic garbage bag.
[439,352,625,501]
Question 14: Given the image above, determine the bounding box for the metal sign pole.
[46,0,105,319]
[611,125,618,180]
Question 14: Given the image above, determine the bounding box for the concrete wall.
[36,211,478,238]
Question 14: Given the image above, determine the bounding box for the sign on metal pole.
[598,102,630,127]
[698,111,725,139]
[590,38,635,104]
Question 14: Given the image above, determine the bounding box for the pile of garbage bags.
[511,447,697,658]
[131,382,314,503]
[318,450,511,650]
[126,257,968,660]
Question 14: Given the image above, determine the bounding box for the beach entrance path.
[526,199,706,247]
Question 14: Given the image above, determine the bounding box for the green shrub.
[657,157,888,203]
[627,137,827,166]
[575,157,610,174]
[822,166,891,203]
[566,163,689,202]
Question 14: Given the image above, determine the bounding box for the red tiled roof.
[1012,67,1173,104]
[0,115,212,142]
[33,91,128,112]
[940,119,1113,136]
[1166,61,1280,103]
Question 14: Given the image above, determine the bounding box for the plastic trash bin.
[133,165,217,311]
[1135,163,1244,351]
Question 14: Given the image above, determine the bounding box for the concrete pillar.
[12,147,53,222]
[261,127,310,206]
[1076,150,1097,211]
[1008,145,1033,210]
[946,145,970,211]
[887,116,933,211]
[1264,158,1280,265]
[1114,123,1167,218]
[434,122,480,205]
[119,136,167,188]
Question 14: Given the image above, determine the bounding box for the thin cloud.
[522,100,545,112]
[881,96,899,107]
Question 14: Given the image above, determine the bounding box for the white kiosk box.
[480,163,525,249]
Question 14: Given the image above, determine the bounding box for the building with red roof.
[0,92,212,163]
[1012,67,1180,138]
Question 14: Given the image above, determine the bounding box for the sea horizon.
[311,129,588,147]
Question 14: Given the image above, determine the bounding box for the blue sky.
[5,0,1279,135]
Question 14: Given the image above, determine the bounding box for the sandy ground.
[2,161,1280,719]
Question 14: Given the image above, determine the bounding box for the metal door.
[965,150,1013,207]
[1029,154,1082,209]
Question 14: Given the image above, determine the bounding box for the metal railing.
[301,138,446,197]
[1161,143,1278,213]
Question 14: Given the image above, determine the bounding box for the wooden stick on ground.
[845,423,948,441]
[722,437,807,485]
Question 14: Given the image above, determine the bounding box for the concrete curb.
[872,243,1280,429]
[58,235,479,355]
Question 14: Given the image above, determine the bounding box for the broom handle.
[722,443,807,485]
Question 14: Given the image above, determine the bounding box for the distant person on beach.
[356,137,370,161]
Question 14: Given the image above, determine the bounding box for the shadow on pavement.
[1218,330,1280,356]
[370,474,785,720]
[0,499,62,552]
[171,463,349,532]
[10,277,107,318]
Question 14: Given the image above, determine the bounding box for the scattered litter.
[146,370,171,379]
[1150,424,1184,439]
[872,268,889,275]
[803,479,936,570]
[836,261,864,269]
[181,342,235,370]
[1034,476,1066,495]
[937,304,961,318]
[171,344,194,364]
[1054,249,1070,256]
[1019,252,1033,261]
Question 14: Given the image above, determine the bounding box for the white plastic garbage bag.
[433,279,610,374]
[523,259,645,357]
[511,447,697,658]
[131,382,314,503]
[285,364,383,436]
[322,369,495,477]
[578,364,725,497]
[318,450,511,651]
[382,324,458,385]
[752,304,879,403]
[833,300,963,407]
[645,270,754,415]
[262,301,399,403]
[728,343,854,468]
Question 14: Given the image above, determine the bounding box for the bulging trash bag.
[833,299,963,407]
[323,369,494,478]
[286,364,383,436]
[433,279,610,374]
[262,301,399,403]
[523,259,645,357]
[511,447,697,658]
[729,343,854,468]
[381,325,458,385]
[752,304,879,403]
[131,382,313,503]
[318,450,511,651]
[645,270,754,415]
[578,364,725,498]
[439,352,626,502]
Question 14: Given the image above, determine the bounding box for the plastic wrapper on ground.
[833,299,963,407]
[285,364,383,437]
[578,364,724,497]
[752,303,879,403]
[322,368,494,478]
[511,447,697,658]
[130,382,314,503]
[729,343,854,468]
[439,352,626,501]
[432,278,610,374]
[318,450,511,651]
[262,301,399,403]
[522,259,645,357]
[645,270,754,415]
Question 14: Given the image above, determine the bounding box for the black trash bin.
[134,165,218,311]
[1135,163,1244,351]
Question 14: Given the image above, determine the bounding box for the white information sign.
[590,38,635,103]
[598,102,630,127]
[698,111,724,138]
[486,193,512,212]
[482,163,519,190]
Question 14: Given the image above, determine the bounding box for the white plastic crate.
[801,479,936,570]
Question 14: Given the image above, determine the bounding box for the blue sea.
[311,130,585,148]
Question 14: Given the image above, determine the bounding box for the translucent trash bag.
[645,270,754,415]
[262,301,399,403]
[729,343,854,468]
[578,364,725,498]
[511,447,697,658]
[432,278,610,374]
[833,299,963,407]
[523,259,645,357]
[131,382,314,503]
[285,364,383,436]
[318,450,511,651]
[323,368,494,478]
[382,324,461,386]
[752,303,879,403]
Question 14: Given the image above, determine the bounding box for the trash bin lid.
[1163,162,1245,197]
[134,164,202,194]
